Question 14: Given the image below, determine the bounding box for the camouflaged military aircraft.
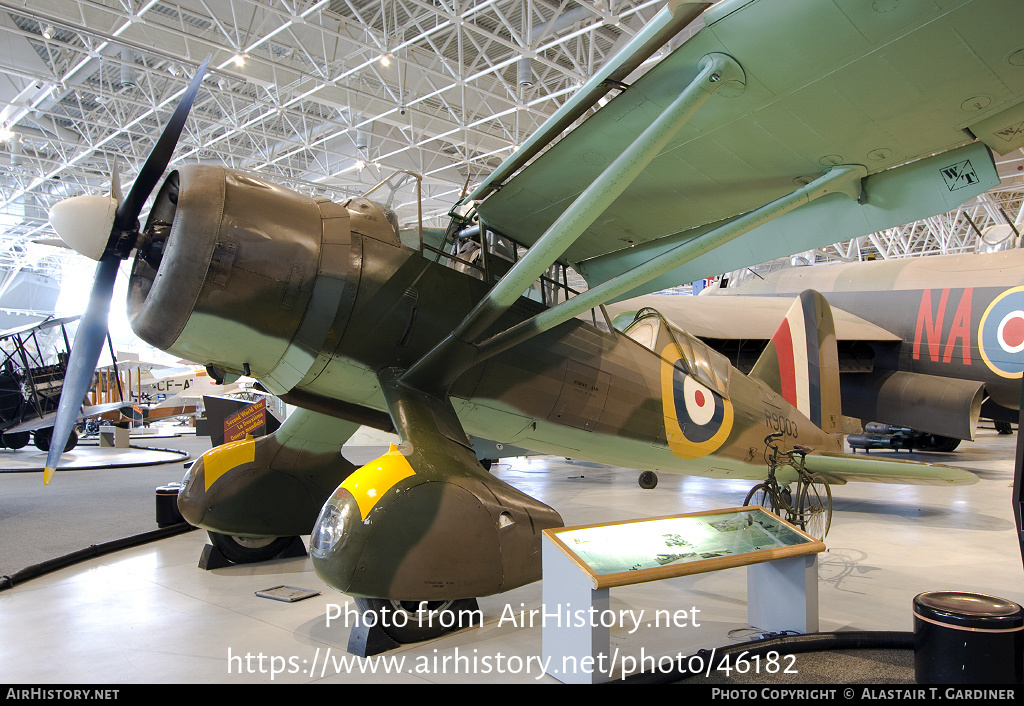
[40,0,1024,642]
[612,248,1024,453]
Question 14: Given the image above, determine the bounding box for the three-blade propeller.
[43,56,211,484]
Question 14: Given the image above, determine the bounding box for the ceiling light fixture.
[42,25,53,39]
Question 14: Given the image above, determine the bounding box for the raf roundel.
[980,286,1024,379]
[661,351,733,459]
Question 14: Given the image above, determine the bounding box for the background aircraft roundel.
[979,286,1024,379]
[660,346,734,460]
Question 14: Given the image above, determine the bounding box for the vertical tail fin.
[750,289,841,434]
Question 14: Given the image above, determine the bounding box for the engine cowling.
[127,164,383,394]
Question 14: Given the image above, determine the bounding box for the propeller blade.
[43,256,119,484]
[44,57,210,484]
[111,158,123,205]
[114,54,211,232]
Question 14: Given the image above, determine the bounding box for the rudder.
[749,289,841,434]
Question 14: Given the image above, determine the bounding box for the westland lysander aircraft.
[40,0,1024,642]
[614,247,1024,452]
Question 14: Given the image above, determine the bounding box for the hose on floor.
[612,630,914,684]
[0,522,197,591]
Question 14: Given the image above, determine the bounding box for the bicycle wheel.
[744,483,780,514]
[797,473,832,540]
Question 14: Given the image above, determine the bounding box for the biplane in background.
[41,0,1024,644]
[0,315,120,452]
[89,357,265,426]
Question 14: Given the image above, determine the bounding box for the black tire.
[353,597,479,643]
[922,434,961,452]
[798,473,833,541]
[32,428,77,452]
[207,531,296,564]
[33,429,50,451]
[638,470,658,489]
[1,431,29,449]
[744,483,776,512]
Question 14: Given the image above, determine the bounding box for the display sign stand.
[541,535,613,683]
[541,506,824,684]
[746,553,819,634]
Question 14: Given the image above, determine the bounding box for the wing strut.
[465,0,711,204]
[403,51,745,391]
[476,164,867,361]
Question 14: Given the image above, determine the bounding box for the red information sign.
[223,398,267,443]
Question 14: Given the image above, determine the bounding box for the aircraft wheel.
[923,434,961,452]
[353,597,479,643]
[1,431,29,449]
[207,531,295,564]
[638,470,658,489]
[32,429,77,452]
[33,429,50,451]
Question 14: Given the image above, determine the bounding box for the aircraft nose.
[177,456,209,527]
[126,164,349,394]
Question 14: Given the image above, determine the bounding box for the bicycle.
[743,432,833,540]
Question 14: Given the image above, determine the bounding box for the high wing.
[471,0,1016,301]
[0,315,80,341]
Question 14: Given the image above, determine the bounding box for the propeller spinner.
[43,56,211,484]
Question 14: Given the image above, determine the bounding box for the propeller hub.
[48,194,118,261]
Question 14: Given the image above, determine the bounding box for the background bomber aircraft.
[39,0,1024,644]
[610,247,1024,452]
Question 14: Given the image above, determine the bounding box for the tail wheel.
[207,531,296,564]
[798,473,832,541]
[353,597,479,643]
[638,470,658,489]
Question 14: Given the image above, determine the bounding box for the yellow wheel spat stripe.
[341,444,416,520]
[202,437,256,491]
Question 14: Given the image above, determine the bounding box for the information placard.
[543,506,824,589]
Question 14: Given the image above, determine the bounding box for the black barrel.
[913,591,1023,683]
[155,484,186,528]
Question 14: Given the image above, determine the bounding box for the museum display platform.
[1,427,1021,684]
[0,444,190,474]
